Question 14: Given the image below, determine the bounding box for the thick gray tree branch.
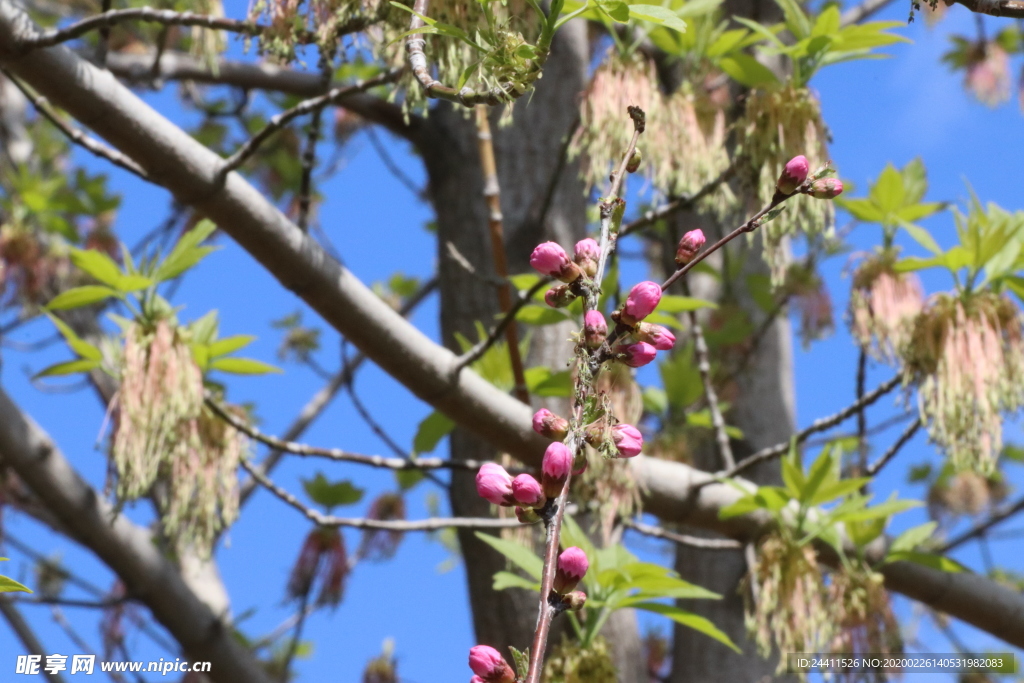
[2,0,1023,649]
[0,386,274,683]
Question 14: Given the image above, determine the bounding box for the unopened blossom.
[475,463,515,506]
[611,423,644,457]
[544,284,576,308]
[515,506,541,524]
[468,645,515,683]
[626,149,642,173]
[620,282,662,326]
[554,547,589,595]
[574,238,600,278]
[674,229,706,266]
[808,178,843,199]
[617,341,658,368]
[635,322,675,350]
[563,590,588,611]
[530,242,582,283]
[511,474,546,508]
[533,408,568,441]
[584,310,608,349]
[776,155,809,195]
[541,442,572,498]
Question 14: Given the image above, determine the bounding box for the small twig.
[623,519,742,549]
[296,110,322,232]
[96,0,112,66]
[719,375,902,480]
[206,395,489,472]
[280,592,309,683]
[475,106,529,403]
[217,69,402,179]
[13,596,128,609]
[594,109,644,287]
[619,162,737,238]
[1,69,148,178]
[455,277,550,371]
[866,417,921,477]
[0,599,67,683]
[856,348,868,477]
[241,459,521,530]
[528,111,581,236]
[940,494,1024,553]
[364,126,424,198]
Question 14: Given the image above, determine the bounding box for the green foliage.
[836,159,945,241]
[190,310,281,376]
[455,322,530,392]
[525,367,574,397]
[413,411,456,455]
[301,472,365,511]
[0,559,32,594]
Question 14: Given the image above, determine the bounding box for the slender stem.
[940,494,1024,552]
[456,278,550,370]
[622,518,741,549]
[618,161,737,238]
[855,348,868,477]
[475,106,529,404]
[0,598,68,683]
[280,591,309,683]
[866,418,921,477]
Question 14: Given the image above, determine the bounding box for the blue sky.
[2,1,1023,681]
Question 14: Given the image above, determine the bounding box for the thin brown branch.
[619,161,737,238]
[866,417,921,477]
[952,0,1024,18]
[456,277,550,370]
[12,7,370,52]
[0,598,67,683]
[475,106,529,403]
[206,395,485,472]
[218,69,402,178]
[623,518,742,549]
[720,375,902,479]
[240,459,521,530]
[940,494,1024,553]
[1,68,147,178]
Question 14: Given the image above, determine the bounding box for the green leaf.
[0,566,32,594]
[208,335,256,358]
[394,468,425,491]
[889,521,937,553]
[516,304,569,326]
[46,285,119,310]
[642,386,668,415]
[832,498,921,523]
[871,164,905,214]
[599,0,631,22]
[780,442,805,500]
[69,248,122,288]
[44,312,102,361]
[657,294,718,313]
[493,571,541,592]
[901,222,943,255]
[885,551,966,573]
[524,367,573,397]
[413,411,455,455]
[718,54,779,87]
[153,219,218,282]
[301,473,364,509]
[509,273,541,292]
[846,517,886,547]
[508,646,530,682]
[719,494,760,519]
[801,446,836,505]
[631,603,741,652]
[809,477,871,505]
[474,532,544,580]
[190,310,220,345]
[33,359,102,378]
[774,0,811,39]
[629,4,688,32]
[208,357,282,375]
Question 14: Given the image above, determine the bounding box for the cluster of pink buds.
[585,421,645,458]
[532,238,606,308]
[468,645,516,683]
[602,281,675,368]
[775,155,844,200]
[475,460,548,520]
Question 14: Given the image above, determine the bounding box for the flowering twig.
[240,459,520,531]
[217,69,402,179]
[1,68,148,178]
[456,277,550,371]
[720,375,902,479]
[618,161,738,239]
[475,106,529,403]
[622,518,742,549]
[866,417,921,477]
[206,395,491,473]
[10,7,370,52]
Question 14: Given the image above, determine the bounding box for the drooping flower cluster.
[827,567,903,664]
[358,492,407,560]
[287,526,349,608]
[571,53,733,212]
[111,321,244,554]
[901,291,1024,473]
[850,250,924,361]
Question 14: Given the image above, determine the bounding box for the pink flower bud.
[533,409,569,441]
[583,310,608,349]
[562,590,587,611]
[468,645,515,683]
[544,284,576,308]
[675,229,706,266]
[574,238,600,278]
[617,341,658,368]
[635,322,675,351]
[808,177,844,199]
[471,677,487,683]
[511,474,546,508]
[515,506,541,524]
[777,155,809,195]
[611,423,644,458]
[530,242,582,283]
[475,463,515,506]
[541,442,572,498]
[620,281,662,326]
[553,547,589,595]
